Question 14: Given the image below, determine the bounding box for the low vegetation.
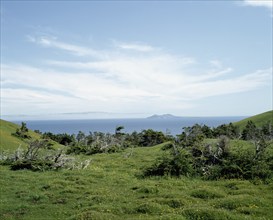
[43,128,170,155]
[0,119,62,151]
[0,112,272,219]
[12,122,31,139]
[1,142,273,219]
[1,139,91,171]
[0,120,40,151]
[143,123,273,181]
[234,110,273,130]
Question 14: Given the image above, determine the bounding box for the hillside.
[0,119,42,151]
[234,110,273,129]
[0,141,272,219]
[0,119,273,219]
[0,119,62,151]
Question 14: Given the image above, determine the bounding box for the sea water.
[13,117,246,135]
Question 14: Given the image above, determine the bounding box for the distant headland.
[146,114,182,119]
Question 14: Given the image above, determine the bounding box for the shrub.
[12,122,31,139]
[143,124,273,181]
[143,149,194,177]
[66,132,125,155]
[0,140,90,171]
[139,129,168,147]
[10,160,54,171]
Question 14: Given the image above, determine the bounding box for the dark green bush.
[10,160,54,171]
[143,122,273,181]
[139,129,168,147]
[12,122,31,139]
[143,149,194,177]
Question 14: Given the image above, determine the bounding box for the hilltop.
[234,110,273,129]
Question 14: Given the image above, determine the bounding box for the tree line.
[42,127,171,155]
[38,120,273,154]
[3,120,273,181]
[143,121,273,181]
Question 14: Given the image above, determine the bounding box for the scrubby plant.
[0,140,90,171]
[12,122,31,139]
[65,128,171,156]
[42,132,75,146]
[213,123,240,139]
[143,147,194,177]
[143,122,273,181]
[138,129,168,147]
[66,132,126,155]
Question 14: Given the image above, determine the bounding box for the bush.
[143,149,194,177]
[139,129,168,147]
[143,125,273,181]
[0,140,90,171]
[42,132,75,145]
[12,122,31,139]
[10,160,54,171]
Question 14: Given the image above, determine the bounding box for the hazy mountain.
[147,114,182,119]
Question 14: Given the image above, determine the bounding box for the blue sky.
[1,0,272,119]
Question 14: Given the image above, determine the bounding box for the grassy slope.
[0,119,41,151]
[234,110,273,129]
[0,119,63,152]
[1,142,273,220]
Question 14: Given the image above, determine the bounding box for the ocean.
[13,116,246,136]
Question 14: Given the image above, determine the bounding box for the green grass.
[234,110,273,129]
[0,119,62,152]
[1,142,273,220]
[0,119,39,151]
[1,120,272,219]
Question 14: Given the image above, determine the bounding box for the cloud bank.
[1,36,272,117]
[243,0,273,10]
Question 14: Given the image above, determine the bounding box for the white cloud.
[27,35,103,57]
[171,68,271,100]
[242,0,273,10]
[116,42,156,52]
[1,37,271,117]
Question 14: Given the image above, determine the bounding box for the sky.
[1,0,272,120]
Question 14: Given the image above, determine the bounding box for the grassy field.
[0,119,63,152]
[0,119,41,151]
[1,141,273,220]
[234,110,273,130]
[1,118,272,219]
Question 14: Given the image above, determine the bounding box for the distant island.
[147,114,182,119]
